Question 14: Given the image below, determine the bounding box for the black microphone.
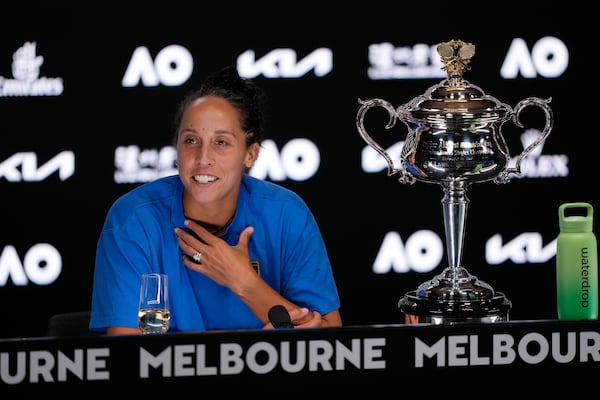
[268,305,294,328]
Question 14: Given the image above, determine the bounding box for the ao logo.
[250,138,320,182]
[372,230,444,274]
[501,36,569,78]
[0,244,62,286]
[122,45,193,87]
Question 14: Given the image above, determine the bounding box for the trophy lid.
[401,40,512,124]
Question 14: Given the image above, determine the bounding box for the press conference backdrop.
[1,11,593,338]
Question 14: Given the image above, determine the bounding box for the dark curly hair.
[173,65,267,147]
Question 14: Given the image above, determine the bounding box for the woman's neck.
[182,193,236,235]
[185,214,234,236]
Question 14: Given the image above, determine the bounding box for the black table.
[1,319,598,392]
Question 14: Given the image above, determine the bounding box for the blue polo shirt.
[90,174,340,332]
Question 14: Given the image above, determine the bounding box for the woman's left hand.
[289,307,324,327]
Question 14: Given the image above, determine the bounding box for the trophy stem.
[442,180,468,284]
[410,180,498,302]
[398,178,511,323]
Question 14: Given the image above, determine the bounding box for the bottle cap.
[559,202,594,232]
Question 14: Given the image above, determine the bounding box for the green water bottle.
[556,202,598,320]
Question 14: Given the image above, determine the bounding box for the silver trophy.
[356,40,553,324]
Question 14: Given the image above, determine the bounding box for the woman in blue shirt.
[90,65,342,334]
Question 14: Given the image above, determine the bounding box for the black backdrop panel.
[0,10,595,338]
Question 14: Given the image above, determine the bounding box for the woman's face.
[176,96,259,209]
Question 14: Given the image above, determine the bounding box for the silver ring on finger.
[192,251,202,264]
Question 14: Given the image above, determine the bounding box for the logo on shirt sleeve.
[251,261,260,275]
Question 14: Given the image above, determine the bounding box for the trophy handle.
[356,98,416,184]
[495,97,553,183]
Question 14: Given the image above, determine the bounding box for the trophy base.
[398,267,512,325]
[399,290,511,325]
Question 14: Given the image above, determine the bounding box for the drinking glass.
[138,273,170,334]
